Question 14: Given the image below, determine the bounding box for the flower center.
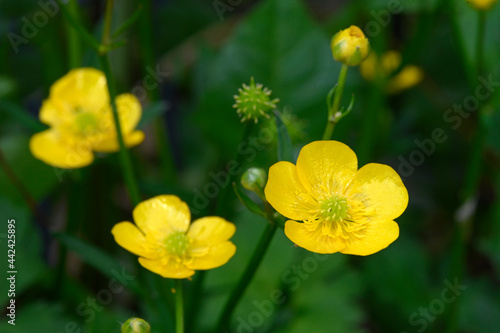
[75,110,100,135]
[319,195,349,221]
[165,232,190,257]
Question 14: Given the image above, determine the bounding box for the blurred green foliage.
[1,0,500,332]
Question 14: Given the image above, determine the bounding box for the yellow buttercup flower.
[360,51,423,94]
[265,141,408,255]
[30,68,144,169]
[467,0,498,10]
[331,25,370,66]
[112,195,236,279]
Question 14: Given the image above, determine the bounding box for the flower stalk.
[99,0,141,206]
[175,279,184,333]
[214,221,277,333]
[322,64,350,140]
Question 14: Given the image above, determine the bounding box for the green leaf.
[232,182,266,217]
[0,199,47,306]
[0,301,77,332]
[0,133,59,205]
[0,100,47,133]
[55,233,145,297]
[274,110,294,162]
[274,254,364,333]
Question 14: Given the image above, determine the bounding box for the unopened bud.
[121,317,151,333]
[241,168,267,194]
[331,25,369,66]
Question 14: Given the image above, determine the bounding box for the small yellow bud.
[467,0,498,10]
[241,168,267,194]
[330,25,370,66]
[121,317,151,333]
[360,51,423,94]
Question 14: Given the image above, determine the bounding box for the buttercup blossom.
[112,195,236,279]
[331,25,370,66]
[265,141,408,255]
[360,51,423,94]
[30,68,144,169]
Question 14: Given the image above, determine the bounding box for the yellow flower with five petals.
[112,195,236,279]
[265,141,408,255]
[29,68,144,169]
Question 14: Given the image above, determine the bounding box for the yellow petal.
[296,141,358,198]
[387,65,423,94]
[340,219,399,256]
[187,242,236,270]
[264,161,318,221]
[346,163,408,220]
[39,99,73,127]
[187,217,235,245]
[133,195,191,236]
[92,130,145,152]
[359,52,377,81]
[284,220,346,254]
[50,68,109,113]
[29,129,93,168]
[116,93,142,133]
[138,257,194,279]
[111,222,155,258]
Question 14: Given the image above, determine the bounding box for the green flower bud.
[233,77,279,123]
[121,317,151,333]
[241,168,267,194]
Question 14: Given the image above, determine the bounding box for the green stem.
[98,0,141,206]
[186,122,255,331]
[175,279,184,333]
[322,64,349,140]
[138,0,176,183]
[445,9,488,333]
[65,0,82,68]
[475,11,486,81]
[102,0,115,47]
[214,222,277,333]
[60,3,100,51]
[99,55,141,206]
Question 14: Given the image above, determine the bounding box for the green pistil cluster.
[320,195,349,221]
[233,77,279,123]
[165,232,190,257]
[75,110,100,135]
